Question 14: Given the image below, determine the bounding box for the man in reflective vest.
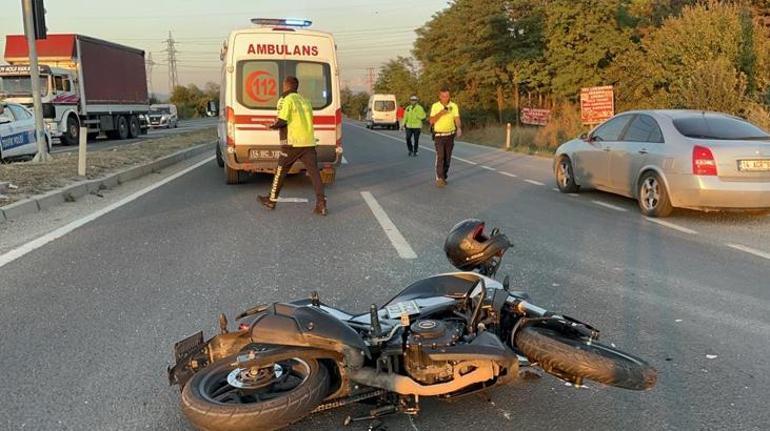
[429,86,462,187]
[258,76,327,215]
[403,95,426,157]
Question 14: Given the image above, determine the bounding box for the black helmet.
[444,219,512,275]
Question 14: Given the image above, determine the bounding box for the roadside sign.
[520,107,551,126]
[580,85,614,125]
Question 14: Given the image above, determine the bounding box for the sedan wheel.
[638,172,673,217]
[555,156,579,193]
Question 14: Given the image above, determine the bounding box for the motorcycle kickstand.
[343,405,399,426]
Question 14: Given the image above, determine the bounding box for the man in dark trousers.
[429,87,462,187]
[258,76,327,215]
[403,95,426,156]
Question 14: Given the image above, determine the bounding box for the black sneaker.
[257,195,276,210]
[408,151,413,157]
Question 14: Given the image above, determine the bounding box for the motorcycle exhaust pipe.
[349,362,495,396]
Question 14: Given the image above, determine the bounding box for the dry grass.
[461,125,551,156]
[0,128,216,205]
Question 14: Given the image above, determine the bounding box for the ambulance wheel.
[225,163,241,184]
[215,144,225,168]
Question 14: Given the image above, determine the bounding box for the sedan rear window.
[673,115,770,141]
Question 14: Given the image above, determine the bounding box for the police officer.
[403,95,426,157]
[429,87,462,187]
[258,76,327,216]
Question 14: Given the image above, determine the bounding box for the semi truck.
[0,34,150,145]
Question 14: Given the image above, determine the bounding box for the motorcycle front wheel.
[180,350,329,431]
[515,326,657,390]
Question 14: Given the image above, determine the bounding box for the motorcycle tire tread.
[515,326,657,391]
[180,353,330,431]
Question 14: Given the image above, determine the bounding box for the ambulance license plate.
[250,149,280,161]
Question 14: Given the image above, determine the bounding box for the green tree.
[341,87,370,119]
[544,0,636,99]
[373,57,418,105]
[170,82,220,118]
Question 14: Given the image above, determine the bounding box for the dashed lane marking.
[592,200,628,212]
[360,191,417,259]
[644,217,698,235]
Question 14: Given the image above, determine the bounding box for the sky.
[0,0,450,97]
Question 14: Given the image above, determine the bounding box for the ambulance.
[216,18,343,184]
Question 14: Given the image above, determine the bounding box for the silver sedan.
[554,110,770,217]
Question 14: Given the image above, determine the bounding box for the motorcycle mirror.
[503,275,510,291]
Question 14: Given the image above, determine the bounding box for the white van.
[216,18,343,184]
[365,94,398,130]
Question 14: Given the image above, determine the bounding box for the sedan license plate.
[738,159,770,172]
[249,149,280,161]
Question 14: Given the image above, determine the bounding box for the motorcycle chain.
[311,389,389,413]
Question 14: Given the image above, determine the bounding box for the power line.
[145,52,157,95]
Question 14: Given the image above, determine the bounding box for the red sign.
[520,108,551,126]
[580,85,614,124]
[245,70,277,103]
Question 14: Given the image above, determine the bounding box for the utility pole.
[145,51,156,96]
[164,31,179,93]
[22,0,49,162]
[366,67,376,94]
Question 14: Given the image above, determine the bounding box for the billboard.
[520,107,551,126]
[580,85,614,125]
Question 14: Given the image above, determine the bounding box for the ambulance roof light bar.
[251,18,313,28]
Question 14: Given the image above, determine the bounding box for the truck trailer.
[0,34,150,145]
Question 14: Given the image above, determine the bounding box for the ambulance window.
[237,61,281,109]
[295,62,331,109]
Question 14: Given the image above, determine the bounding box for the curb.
[0,142,213,223]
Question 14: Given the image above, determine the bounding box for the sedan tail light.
[226,106,235,146]
[692,145,717,176]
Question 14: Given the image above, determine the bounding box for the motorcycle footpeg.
[344,405,398,425]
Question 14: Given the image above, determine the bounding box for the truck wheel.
[225,163,241,184]
[128,115,140,138]
[62,115,80,146]
[116,116,130,140]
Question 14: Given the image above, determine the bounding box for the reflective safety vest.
[430,101,460,133]
[277,92,315,147]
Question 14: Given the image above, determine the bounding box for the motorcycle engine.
[405,319,463,385]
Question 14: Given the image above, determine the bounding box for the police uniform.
[429,101,460,181]
[403,102,426,155]
[260,90,326,213]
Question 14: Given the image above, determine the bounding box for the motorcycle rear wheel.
[180,350,329,431]
[515,327,657,390]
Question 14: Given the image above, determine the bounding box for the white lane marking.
[644,217,698,235]
[481,165,496,171]
[452,156,478,165]
[524,179,545,186]
[360,191,417,259]
[726,243,770,260]
[592,200,628,212]
[0,156,215,269]
[552,187,559,192]
[276,197,308,203]
[341,156,349,165]
[499,172,517,178]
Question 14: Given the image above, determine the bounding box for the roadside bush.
[534,103,584,149]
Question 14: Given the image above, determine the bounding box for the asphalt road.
[50,117,218,154]
[1,121,769,430]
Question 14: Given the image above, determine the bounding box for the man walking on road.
[403,95,426,157]
[429,87,462,187]
[258,76,327,216]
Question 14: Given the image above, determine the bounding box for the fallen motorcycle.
[168,219,657,431]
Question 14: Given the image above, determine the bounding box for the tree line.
[344,0,770,145]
